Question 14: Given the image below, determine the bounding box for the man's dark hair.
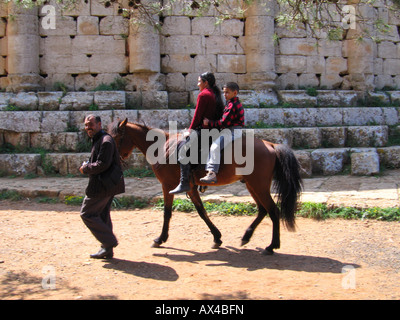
[223,82,240,93]
[86,114,102,123]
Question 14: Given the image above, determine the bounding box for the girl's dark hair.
[200,72,224,119]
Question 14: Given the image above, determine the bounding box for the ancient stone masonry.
[0,1,399,103]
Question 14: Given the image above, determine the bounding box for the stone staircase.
[1,90,400,178]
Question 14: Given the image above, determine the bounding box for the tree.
[4,0,400,41]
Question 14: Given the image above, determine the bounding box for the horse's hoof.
[211,242,222,249]
[151,241,161,248]
[241,239,249,246]
[262,248,274,255]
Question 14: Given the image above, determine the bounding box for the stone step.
[1,146,400,177]
[1,90,399,111]
[1,124,396,152]
[1,105,399,133]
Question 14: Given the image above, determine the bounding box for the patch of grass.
[123,168,155,178]
[0,190,23,201]
[64,195,84,206]
[154,199,258,216]
[297,202,400,221]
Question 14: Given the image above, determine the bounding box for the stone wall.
[0,1,399,108]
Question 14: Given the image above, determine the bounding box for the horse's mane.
[108,120,172,139]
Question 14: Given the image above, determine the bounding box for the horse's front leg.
[152,190,174,247]
[187,188,222,249]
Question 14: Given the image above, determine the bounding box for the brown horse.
[109,119,302,255]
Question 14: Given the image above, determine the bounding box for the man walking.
[79,115,125,259]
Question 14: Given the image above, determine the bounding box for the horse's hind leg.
[152,190,174,247]
[187,188,222,249]
[263,196,280,255]
[243,183,280,255]
[241,204,267,246]
[241,183,267,246]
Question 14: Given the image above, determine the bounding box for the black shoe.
[90,247,114,259]
[169,163,191,194]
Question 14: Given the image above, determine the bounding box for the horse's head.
[109,118,135,160]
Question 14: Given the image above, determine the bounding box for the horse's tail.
[272,144,303,231]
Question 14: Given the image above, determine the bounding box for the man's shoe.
[200,171,217,184]
[90,247,114,259]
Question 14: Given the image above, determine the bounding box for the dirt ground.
[0,199,399,300]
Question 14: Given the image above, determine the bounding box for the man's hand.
[203,118,210,126]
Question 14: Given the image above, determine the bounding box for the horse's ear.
[118,118,128,133]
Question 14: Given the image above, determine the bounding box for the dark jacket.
[82,130,125,198]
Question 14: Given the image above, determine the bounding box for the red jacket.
[189,88,217,130]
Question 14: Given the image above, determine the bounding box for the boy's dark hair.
[223,82,239,93]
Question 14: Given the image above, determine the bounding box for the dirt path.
[0,200,399,300]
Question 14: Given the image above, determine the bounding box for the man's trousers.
[80,195,118,249]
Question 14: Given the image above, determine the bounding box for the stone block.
[0,92,13,109]
[320,127,347,147]
[99,16,129,35]
[292,127,321,148]
[41,111,70,133]
[298,74,319,88]
[141,91,168,110]
[0,18,6,37]
[166,73,186,92]
[206,36,239,54]
[0,154,41,175]
[306,56,325,74]
[89,54,128,73]
[311,148,349,175]
[279,38,318,56]
[30,133,56,150]
[346,126,388,147]
[168,92,189,109]
[77,16,99,35]
[221,19,244,36]
[161,35,204,55]
[275,56,307,74]
[161,54,194,73]
[314,108,343,126]
[294,150,312,178]
[61,0,90,16]
[38,92,63,111]
[278,90,317,107]
[125,93,142,110]
[383,58,400,75]
[351,151,380,175]
[9,92,38,111]
[162,16,191,35]
[283,108,317,127]
[326,57,348,74]
[342,107,384,126]
[3,132,30,149]
[244,108,284,127]
[377,41,398,59]
[113,110,139,124]
[94,91,126,110]
[276,73,299,90]
[319,74,344,90]
[217,54,246,73]
[60,92,94,111]
[377,146,400,168]
[192,17,221,35]
[90,0,115,16]
[253,128,292,146]
[0,111,42,133]
[239,90,279,107]
[39,15,77,36]
[194,54,217,74]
